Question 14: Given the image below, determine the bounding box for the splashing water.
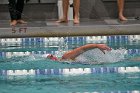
[75,48,127,64]
[56,37,68,58]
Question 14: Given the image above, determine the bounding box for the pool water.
[0,73,140,93]
[0,36,140,93]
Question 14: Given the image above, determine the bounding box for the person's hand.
[97,44,111,54]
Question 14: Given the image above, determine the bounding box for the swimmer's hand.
[97,44,111,54]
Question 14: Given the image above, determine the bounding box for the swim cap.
[42,54,58,61]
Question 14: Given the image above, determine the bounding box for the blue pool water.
[0,36,140,93]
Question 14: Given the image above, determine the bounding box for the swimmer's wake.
[74,48,127,64]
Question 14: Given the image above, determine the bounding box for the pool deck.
[0,19,140,38]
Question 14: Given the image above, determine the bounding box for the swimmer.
[42,44,111,61]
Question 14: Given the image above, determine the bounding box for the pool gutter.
[0,20,140,38]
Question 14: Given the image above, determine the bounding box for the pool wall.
[0,35,140,43]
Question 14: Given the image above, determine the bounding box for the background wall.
[0,0,140,20]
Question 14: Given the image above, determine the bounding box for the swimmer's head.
[42,54,58,61]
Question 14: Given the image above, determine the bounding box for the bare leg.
[117,0,127,21]
[57,0,69,23]
[73,0,80,24]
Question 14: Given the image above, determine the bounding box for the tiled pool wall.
[0,35,140,44]
[0,35,140,58]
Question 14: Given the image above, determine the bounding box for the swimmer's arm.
[82,44,111,54]
[62,44,111,60]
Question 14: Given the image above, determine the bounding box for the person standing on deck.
[117,0,127,21]
[8,0,28,26]
[57,0,80,24]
